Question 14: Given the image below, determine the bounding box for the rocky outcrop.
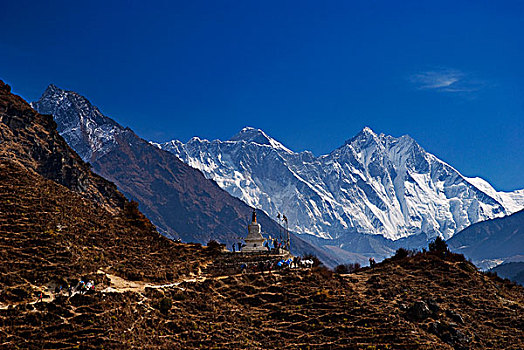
[406,300,432,320]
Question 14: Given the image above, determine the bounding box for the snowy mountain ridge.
[31,84,124,162]
[153,126,524,241]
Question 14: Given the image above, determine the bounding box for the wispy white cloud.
[409,68,485,93]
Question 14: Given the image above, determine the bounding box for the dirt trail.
[100,268,283,294]
[0,268,303,310]
[99,269,206,294]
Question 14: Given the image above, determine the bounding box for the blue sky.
[1,1,523,190]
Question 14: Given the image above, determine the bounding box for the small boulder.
[428,321,445,336]
[407,300,432,320]
[446,309,464,324]
[426,298,440,313]
[428,321,470,349]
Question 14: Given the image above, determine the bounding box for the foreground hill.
[32,84,337,266]
[2,242,522,349]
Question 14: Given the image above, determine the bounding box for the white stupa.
[242,209,267,252]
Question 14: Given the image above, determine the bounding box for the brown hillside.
[0,80,209,303]
[2,244,522,349]
[0,160,205,295]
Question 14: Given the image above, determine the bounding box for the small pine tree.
[393,247,409,259]
[428,236,449,255]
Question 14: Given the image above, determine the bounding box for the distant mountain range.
[32,84,338,266]
[153,126,524,241]
[448,208,524,269]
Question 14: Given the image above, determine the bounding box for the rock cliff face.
[32,84,336,265]
[155,126,524,241]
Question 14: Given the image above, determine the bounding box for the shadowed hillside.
[490,262,524,285]
[447,209,524,269]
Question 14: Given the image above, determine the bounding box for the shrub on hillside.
[207,240,221,249]
[334,264,347,274]
[312,265,333,279]
[392,247,418,260]
[334,262,361,274]
[159,297,173,315]
[447,252,467,262]
[206,240,223,255]
[123,200,151,228]
[428,237,449,256]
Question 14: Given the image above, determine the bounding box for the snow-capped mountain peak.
[42,83,61,95]
[33,85,523,242]
[31,85,123,162]
[230,127,293,153]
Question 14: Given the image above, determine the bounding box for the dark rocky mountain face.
[31,84,121,163]
[447,209,524,269]
[32,84,336,265]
